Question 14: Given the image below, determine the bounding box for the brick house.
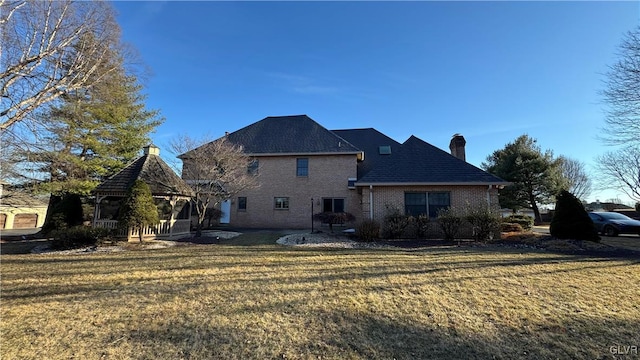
[181,115,508,229]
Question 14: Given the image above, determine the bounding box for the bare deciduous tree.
[600,26,640,147]
[597,26,640,204]
[1,0,121,130]
[169,135,259,237]
[558,156,592,201]
[595,146,640,202]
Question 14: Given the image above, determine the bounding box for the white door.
[220,200,231,224]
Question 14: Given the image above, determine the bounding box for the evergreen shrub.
[503,214,534,231]
[550,190,600,242]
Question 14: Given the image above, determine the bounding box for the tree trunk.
[138,226,143,242]
[195,222,203,238]
[529,195,542,225]
[40,194,63,235]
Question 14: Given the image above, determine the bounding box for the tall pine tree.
[26,31,163,232]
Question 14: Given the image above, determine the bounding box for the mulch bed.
[172,236,222,245]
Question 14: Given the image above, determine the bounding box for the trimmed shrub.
[503,214,534,231]
[501,222,524,233]
[356,219,381,242]
[382,207,411,239]
[550,190,600,242]
[466,207,501,242]
[118,180,160,242]
[50,226,112,250]
[437,208,462,241]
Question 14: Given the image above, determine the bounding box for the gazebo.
[93,145,194,241]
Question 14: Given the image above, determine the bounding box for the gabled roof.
[355,135,507,185]
[95,152,194,196]
[332,128,401,179]
[194,115,361,156]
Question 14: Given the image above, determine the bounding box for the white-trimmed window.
[274,197,289,210]
[296,158,308,177]
[405,192,451,218]
[323,198,345,213]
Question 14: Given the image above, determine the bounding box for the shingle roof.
[95,153,194,196]
[332,128,401,179]
[350,134,507,185]
[187,115,361,156]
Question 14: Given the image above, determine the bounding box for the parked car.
[588,212,640,237]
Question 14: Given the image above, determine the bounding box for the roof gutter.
[355,181,510,187]
[179,151,364,160]
[244,151,363,157]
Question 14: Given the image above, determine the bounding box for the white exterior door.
[220,200,231,224]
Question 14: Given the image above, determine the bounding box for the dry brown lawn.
[1,233,639,359]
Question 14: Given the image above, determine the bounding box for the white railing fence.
[94,219,191,240]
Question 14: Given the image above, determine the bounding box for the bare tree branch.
[600,26,640,147]
[595,146,640,202]
[1,0,120,130]
[558,156,592,201]
[168,134,260,237]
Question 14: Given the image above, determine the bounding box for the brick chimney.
[449,134,466,161]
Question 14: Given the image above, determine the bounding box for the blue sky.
[113,1,638,204]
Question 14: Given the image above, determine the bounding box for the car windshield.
[599,212,632,220]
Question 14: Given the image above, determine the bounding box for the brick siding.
[227,154,360,228]
[361,185,501,221]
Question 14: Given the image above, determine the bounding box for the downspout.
[369,185,374,220]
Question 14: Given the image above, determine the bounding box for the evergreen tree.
[118,180,159,242]
[483,135,564,224]
[31,32,163,196]
[40,193,84,235]
[23,31,162,232]
[550,190,600,242]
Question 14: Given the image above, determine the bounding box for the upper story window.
[247,159,259,175]
[379,145,392,155]
[296,158,308,177]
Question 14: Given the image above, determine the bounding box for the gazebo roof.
[95,145,194,197]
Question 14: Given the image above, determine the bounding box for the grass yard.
[1,233,639,359]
